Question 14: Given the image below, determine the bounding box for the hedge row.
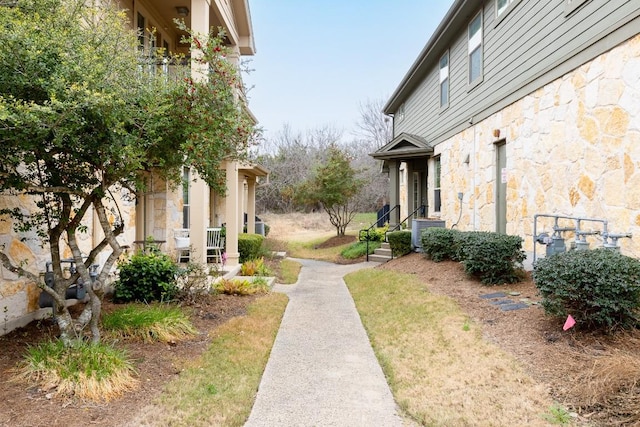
[421,228,525,285]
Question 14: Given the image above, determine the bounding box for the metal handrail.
[388,205,426,233]
[362,205,399,262]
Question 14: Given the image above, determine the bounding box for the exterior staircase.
[369,242,393,263]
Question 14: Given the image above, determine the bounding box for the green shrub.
[238,233,265,263]
[459,232,525,285]
[533,249,640,331]
[421,228,460,262]
[113,251,179,303]
[387,230,412,257]
[359,225,388,242]
[341,241,381,259]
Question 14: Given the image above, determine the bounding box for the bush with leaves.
[113,251,179,303]
[421,228,460,262]
[238,233,265,263]
[387,230,412,257]
[359,225,388,242]
[533,249,640,331]
[458,232,525,285]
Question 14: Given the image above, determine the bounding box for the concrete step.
[374,248,392,257]
[368,253,392,263]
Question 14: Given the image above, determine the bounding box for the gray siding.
[393,0,640,145]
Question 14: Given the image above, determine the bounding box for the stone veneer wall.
[0,191,136,334]
[434,34,640,258]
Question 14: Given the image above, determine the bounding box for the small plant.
[175,262,212,303]
[11,340,137,401]
[241,257,272,276]
[533,249,640,331]
[215,278,269,296]
[113,250,179,303]
[541,403,573,425]
[359,225,388,242]
[102,304,197,343]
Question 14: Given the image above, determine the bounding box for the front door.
[496,141,507,234]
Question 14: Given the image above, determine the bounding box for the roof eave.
[384,0,475,115]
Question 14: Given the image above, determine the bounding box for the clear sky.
[243,1,455,143]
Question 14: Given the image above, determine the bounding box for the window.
[182,167,190,229]
[496,0,514,16]
[433,157,441,212]
[396,103,405,122]
[468,12,483,85]
[137,12,145,52]
[439,52,449,108]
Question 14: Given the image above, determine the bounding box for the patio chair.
[206,227,223,264]
[174,228,190,263]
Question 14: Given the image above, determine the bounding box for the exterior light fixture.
[176,6,189,17]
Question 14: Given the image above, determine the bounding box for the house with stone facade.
[0,0,266,335]
[372,0,640,259]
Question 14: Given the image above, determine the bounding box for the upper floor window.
[468,11,483,85]
[496,0,514,17]
[439,51,449,108]
[396,103,405,123]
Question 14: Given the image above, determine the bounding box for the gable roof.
[370,132,433,161]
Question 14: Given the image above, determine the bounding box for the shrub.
[341,241,381,259]
[238,233,265,263]
[215,278,269,296]
[459,232,526,285]
[533,249,640,331]
[113,251,179,303]
[421,228,460,262]
[359,225,388,242]
[387,230,412,257]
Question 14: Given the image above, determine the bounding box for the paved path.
[245,259,406,427]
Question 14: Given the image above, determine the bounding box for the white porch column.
[190,173,209,264]
[246,177,256,234]
[225,161,240,266]
[388,161,400,228]
[190,0,210,80]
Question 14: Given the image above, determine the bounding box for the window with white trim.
[468,11,483,85]
[439,51,449,108]
[396,103,405,122]
[496,0,513,17]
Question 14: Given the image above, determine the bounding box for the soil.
[0,294,257,427]
[2,237,640,426]
[379,253,640,427]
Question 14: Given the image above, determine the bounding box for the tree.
[255,125,342,213]
[295,145,364,236]
[0,0,254,345]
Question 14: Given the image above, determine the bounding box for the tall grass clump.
[103,304,197,343]
[12,340,137,401]
[341,241,381,259]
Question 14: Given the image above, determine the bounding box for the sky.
[243,1,455,144]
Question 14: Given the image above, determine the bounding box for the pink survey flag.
[563,314,576,331]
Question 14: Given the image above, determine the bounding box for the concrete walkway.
[245,258,406,427]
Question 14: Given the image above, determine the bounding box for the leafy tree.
[295,145,364,236]
[0,0,254,344]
